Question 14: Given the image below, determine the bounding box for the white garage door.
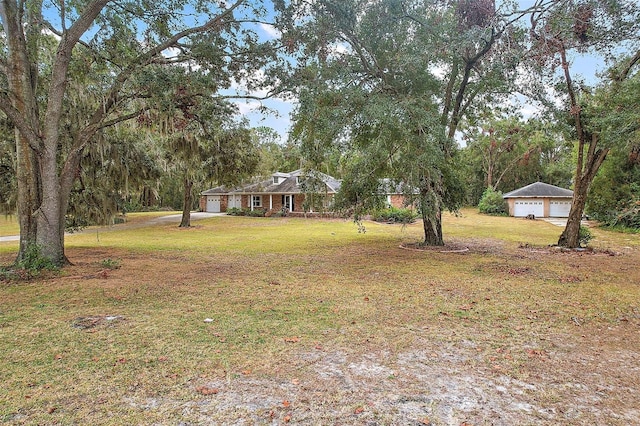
[513,199,544,218]
[549,200,572,217]
[206,196,221,213]
[228,195,241,209]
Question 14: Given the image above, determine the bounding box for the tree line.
[1,0,639,267]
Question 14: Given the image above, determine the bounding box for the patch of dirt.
[401,238,506,254]
[123,324,640,425]
[72,315,125,330]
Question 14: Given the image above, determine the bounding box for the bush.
[226,207,244,216]
[578,225,593,247]
[245,208,266,217]
[612,202,640,229]
[372,207,418,223]
[16,243,58,273]
[478,187,508,215]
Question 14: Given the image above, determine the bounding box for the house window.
[273,176,279,184]
[296,176,301,185]
[252,195,262,208]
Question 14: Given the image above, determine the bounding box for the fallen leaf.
[354,406,364,414]
[282,400,291,408]
[527,349,545,357]
[242,369,251,376]
[196,386,219,395]
[54,354,63,360]
[291,378,300,385]
[283,415,291,422]
[47,407,57,414]
[284,337,300,343]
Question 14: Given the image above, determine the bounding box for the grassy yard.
[0,214,19,236]
[1,210,639,425]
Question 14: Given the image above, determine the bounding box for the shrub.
[578,225,593,247]
[245,208,266,217]
[226,207,244,216]
[372,207,418,223]
[101,258,121,270]
[613,202,640,229]
[478,187,508,215]
[16,243,58,273]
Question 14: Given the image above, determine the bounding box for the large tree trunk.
[557,142,608,248]
[2,0,43,264]
[419,180,445,246]
[14,132,41,263]
[557,186,587,248]
[180,177,193,228]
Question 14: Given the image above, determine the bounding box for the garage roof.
[503,182,573,198]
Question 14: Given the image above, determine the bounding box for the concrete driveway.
[541,218,568,227]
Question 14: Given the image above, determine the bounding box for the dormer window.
[296,176,301,185]
[273,176,280,184]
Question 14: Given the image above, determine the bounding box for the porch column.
[269,194,273,210]
[250,194,254,211]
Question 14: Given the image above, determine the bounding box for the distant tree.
[137,66,260,227]
[463,116,574,204]
[464,116,541,190]
[254,127,304,177]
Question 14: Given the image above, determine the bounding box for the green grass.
[0,214,19,236]
[1,209,639,424]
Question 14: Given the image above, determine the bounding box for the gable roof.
[201,170,342,196]
[502,182,574,199]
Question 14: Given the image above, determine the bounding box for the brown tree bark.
[419,178,445,246]
[180,177,193,228]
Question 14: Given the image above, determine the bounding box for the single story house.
[380,178,417,209]
[199,169,342,214]
[502,182,574,218]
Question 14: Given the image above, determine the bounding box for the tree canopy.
[289,0,525,245]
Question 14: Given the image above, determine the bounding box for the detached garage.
[503,182,573,218]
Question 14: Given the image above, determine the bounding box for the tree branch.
[44,0,111,144]
[97,108,149,130]
[66,0,248,158]
[0,91,42,149]
[615,49,640,82]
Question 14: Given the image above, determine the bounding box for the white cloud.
[258,23,281,40]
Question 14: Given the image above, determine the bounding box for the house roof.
[502,182,574,199]
[201,185,238,195]
[201,169,342,196]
